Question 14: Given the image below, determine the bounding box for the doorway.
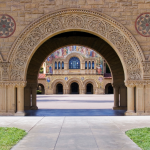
[71,82,79,94]
[56,84,63,94]
[86,83,93,94]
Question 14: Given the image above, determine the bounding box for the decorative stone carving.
[142,62,150,78]
[0,63,10,81]
[125,80,150,87]
[135,13,150,37]
[0,14,16,38]
[0,81,26,87]
[8,9,144,81]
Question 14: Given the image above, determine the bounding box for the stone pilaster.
[15,82,26,116]
[0,84,7,114]
[145,84,150,113]
[136,84,144,115]
[7,84,16,113]
[125,81,135,116]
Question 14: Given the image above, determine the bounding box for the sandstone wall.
[0,0,150,60]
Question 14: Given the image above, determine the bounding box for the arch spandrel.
[8,8,144,81]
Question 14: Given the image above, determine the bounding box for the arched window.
[85,61,87,69]
[62,61,64,69]
[58,62,60,69]
[89,61,91,69]
[55,62,57,69]
[69,57,80,69]
[92,61,94,69]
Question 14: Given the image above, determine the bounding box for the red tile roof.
[38,74,45,79]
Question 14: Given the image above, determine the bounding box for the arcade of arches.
[0,8,150,116]
[38,45,112,95]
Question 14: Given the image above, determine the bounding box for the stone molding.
[0,62,10,81]
[0,81,26,87]
[7,8,144,81]
[125,80,150,87]
[142,61,150,79]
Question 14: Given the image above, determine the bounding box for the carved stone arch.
[83,79,98,89]
[8,8,144,81]
[67,77,83,90]
[51,79,67,94]
[65,52,84,69]
[51,79,67,89]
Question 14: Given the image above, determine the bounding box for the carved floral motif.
[9,9,143,81]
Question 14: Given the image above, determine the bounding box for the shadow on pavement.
[25,109,126,116]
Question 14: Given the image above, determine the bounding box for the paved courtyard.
[1,95,148,150]
[25,95,126,116]
[1,116,148,150]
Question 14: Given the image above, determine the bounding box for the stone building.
[37,46,113,95]
[0,1,150,115]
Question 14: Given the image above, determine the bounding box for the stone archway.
[37,83,45,94]
[51,79,67,94]
[83,79,98,94]
[67,78,84,94]
[105,83,113,94]
[0,8,148,116]
[8,9,144,82]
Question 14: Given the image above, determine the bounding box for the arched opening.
[86,83,93,94]
[24,31,126,115]
[69,57,80,69]
[37,84,45,94]
[105,83,113,94]
[56,83,63,94]
[70,82,79,94]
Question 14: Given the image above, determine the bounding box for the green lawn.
[126,127,150,150]
[0,127,27,150]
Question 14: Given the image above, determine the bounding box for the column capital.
[0,81,26,87]
[125,80,150,88]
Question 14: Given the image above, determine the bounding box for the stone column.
[24,86,31,110]
[145,84,150,113]
[125,85,135,115]
[136,84,144,115]
[113,85,119,109]
[120,85,127,109]
[64,62,68,70]
[31,87,38,110]
[0,84,7,114]
[7,85,16,113]
[15,85,25,116]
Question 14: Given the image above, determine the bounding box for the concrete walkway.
[1,117,149,150]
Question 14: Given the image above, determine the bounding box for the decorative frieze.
[0,81,26,87]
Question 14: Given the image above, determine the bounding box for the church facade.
[38,46,112,95]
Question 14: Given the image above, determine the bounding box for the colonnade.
[0,81,150,116]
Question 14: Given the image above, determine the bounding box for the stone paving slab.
[3,116,149,150]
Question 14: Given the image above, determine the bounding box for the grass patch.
[0,127,27,150]
[126,127,150,150]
